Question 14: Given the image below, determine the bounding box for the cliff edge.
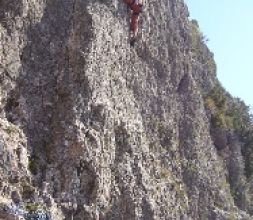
[0,0,253,219]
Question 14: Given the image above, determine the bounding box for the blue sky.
[184,0,253,108]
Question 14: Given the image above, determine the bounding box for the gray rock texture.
[0,0,253,219]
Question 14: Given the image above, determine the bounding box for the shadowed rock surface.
[1,0,253,219]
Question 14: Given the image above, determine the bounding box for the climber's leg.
[130,14,139,37]
[130,14,139,46]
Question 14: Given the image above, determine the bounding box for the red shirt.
[130,0,142,14]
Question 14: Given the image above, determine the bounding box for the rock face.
[0,0,252,219]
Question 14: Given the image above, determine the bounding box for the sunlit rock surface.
[0,0,252,219]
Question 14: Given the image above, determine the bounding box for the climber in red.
[123,0,143,46]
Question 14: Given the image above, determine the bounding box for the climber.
[123,0,143,46]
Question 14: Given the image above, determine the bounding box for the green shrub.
[25,203,43,212]
[204,84,250,130]
[205,84,226,110]
[226,100,251,131]
[205,84,253,178]
[242,133,253,179]
[205,84,227,128]
[211,111,227,128]
[205,96,216,111]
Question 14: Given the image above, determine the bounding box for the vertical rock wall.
[0,0,252,219]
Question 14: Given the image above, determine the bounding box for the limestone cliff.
[0,0,253,219]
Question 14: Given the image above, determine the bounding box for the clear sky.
[184,0,253,108]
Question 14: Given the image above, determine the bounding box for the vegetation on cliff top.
[204,83,253,179]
